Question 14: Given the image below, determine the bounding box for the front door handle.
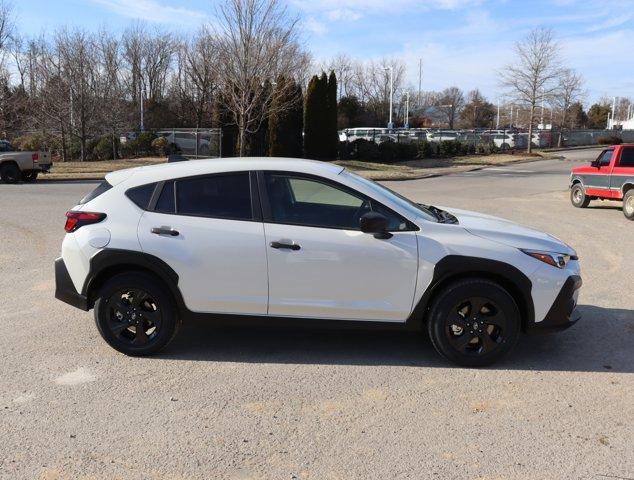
[151,226,179,236]
[270,241,300,251]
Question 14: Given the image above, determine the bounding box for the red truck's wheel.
[623,190,634,220]
[570,184,590,208]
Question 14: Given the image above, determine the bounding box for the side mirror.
[591,160,599,168]
[359,212,392,239]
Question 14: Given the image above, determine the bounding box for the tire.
[93,272,180,356]
[21,170,38,182]
[623,190,634,221]
[500,143,510,151]
[0,163,21,184]
[570,183,590,208]
[426,278,521,367]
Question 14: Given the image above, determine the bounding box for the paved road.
[1,148,632,480]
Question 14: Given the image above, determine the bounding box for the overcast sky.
[14,0,634,105]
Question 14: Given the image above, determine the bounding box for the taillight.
[64,211,106,232]
[32,153,39,162]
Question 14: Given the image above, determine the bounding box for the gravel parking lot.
[1,148,632,480]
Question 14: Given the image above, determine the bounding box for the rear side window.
[175,173,252,220]
[619,148,634,167]
[155,181,175,213]
[125,183,157,209]
[79,180,112,204]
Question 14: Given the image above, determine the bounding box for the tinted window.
[265,173,407,231]
[619,148,634,167]
[176,173,252,220]
[125,183,156,209]
[598,150,613,166]
[155,181,175,213]
[79,180,112,205]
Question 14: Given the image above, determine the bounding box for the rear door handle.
[270,241,300,250]
[151,226,179,236]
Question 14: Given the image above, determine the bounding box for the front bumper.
[527,275,582,333]
[55,257,89,311]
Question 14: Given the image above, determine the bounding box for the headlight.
[521,249,577,269]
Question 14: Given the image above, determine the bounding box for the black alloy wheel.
[427,278,521,367]
[445,297,506,356]
[94,272,180,355]
[106,288,162,347]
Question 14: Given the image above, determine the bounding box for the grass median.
[41,152,553,182]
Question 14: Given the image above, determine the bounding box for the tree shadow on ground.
[160,304,633,373]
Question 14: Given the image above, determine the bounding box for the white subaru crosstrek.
[55,158,582,367]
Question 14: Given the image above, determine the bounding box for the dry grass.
[42,152,549,181]
[45,157,166,180]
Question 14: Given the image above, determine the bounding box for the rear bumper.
[54,257,89,311]
[527,275,582,334]
[37,162,52,173]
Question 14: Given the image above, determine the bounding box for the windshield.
[340,169,439,222]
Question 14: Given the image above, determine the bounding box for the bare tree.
[215,0,307,156]
[437,86,464,129]
[552,68,584,146]
[501,27,562,152]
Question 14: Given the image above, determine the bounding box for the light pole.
[496,99,500,130]
[140,85,146,132]
[383,66,394,129]
[404,92,410,129]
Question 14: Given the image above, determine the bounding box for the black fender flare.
[407,255,534,331]
[83,248,185,310]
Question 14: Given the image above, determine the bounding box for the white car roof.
[107,157,345,187]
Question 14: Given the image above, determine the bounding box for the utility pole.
[140,85,146,132]
[540,88,545,128]
[610,96,617,129]
[384,66,394,129]
[418,58,422,109]
[404,92,410,129]
[496,99,500,129]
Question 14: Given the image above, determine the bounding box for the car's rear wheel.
[21,170,38,182]
[623,190,634,220]
[93,272,180,356]
[570,184,590,208]
[0,163,21,183]
[427,279,521,367]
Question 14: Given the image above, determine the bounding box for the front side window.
[619,148,634,167]
[597,150,613,167]
[176,173,252,220]
[264,173,407,231]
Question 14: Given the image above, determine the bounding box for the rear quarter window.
[79,180,112,204]
[125,183,157,209]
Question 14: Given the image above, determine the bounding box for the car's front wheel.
[427,278,521,367]
[570,184,590,208]
[623,190,634,220]
[93,272,180,356]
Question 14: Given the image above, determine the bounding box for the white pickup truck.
[0,140,52,183]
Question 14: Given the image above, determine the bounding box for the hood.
[441,207,576,255]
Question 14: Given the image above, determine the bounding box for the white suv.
[55,158,582,366]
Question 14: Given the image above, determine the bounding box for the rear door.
[137,171,268,315]
[260,171,418,322]
[610,146,634,199]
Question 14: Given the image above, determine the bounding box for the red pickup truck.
[570,144,634,220]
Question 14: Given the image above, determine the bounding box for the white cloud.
[327,8,363,22]
[304,17,328,35]
[90,0,208,25]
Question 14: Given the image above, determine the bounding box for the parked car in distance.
[157,131,211,156]
[570,144,634,220]
[427,131,460,142]
[55,158,582,367]
[0,140,52,183]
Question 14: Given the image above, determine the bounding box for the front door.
[260,172,418,322]
[585,149,614,197]
[137,172,268,315]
